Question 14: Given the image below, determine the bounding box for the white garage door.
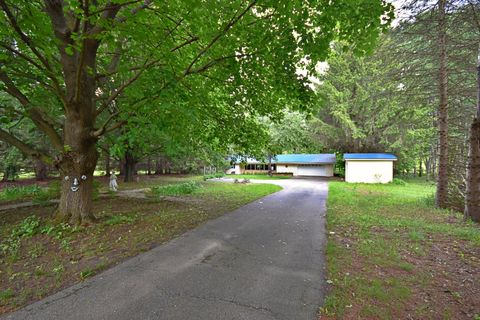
[297,165,331,176]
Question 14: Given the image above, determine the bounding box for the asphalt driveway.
[3,178,328,320]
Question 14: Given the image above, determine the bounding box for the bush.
[151,181,201,196]
[203,173,224,180]
[203,174,214,181]
[391,178,407,186]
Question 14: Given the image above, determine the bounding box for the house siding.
[345,160,393,183]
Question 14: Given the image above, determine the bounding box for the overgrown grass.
[118,175,204,190]
[0,185,45,203]
[321,180,480,319]
[150,180,202,196]
[0,181,61,204]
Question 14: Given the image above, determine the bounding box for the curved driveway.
[4,178,328,320]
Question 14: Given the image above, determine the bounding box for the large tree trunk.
[436,0,449,208]
[35,159,48,181]
[147,156,152,175]
[465,119,480,222]
[166,161,171,174]
[119,159,125,176]
[56,114,98,225]
[464,47,480,223]
[155,157,164,175]
[104,149,111,176]
[54,37,99,225]
[124,150,136,182]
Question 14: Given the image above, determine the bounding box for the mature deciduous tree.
[0,0,393,224]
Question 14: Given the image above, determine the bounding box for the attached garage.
[234,154,336,177]
[273,154,336,177]
[297,164,333,177]
[344,153,397,183]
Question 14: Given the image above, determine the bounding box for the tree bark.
[166,161,171,174]
[268,154,273,176]
[464,46,480,223]
[56,115,98,225]
[119,159,125,176]
[123,150,136,182]
[464,119,480,222]
[147,156,152,175]
[418,159,423,177]
[155,157,164,174]
[104,150,111,176]
[436,0,449,208]
[35,159,48,181]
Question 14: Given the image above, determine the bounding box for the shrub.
[203,173,225,180]
[151,181,201,196]
[391,178,407,186]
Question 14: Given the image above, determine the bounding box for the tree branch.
[0,128,52,163]
[0,71,64,150]
[1,1,67,107]
[171,36,199,52]
[0,43,45,72]
[184,0,257,75]
[96,59,162,115]
[91,111,120,137]
[0,0,52,70]
[187,52,256,75]
[91,113,126,137]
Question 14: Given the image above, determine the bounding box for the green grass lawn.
[321,180,480,319]
[225,174,292,180]
[0,180,281,315]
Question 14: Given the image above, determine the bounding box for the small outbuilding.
[344,153,397,183]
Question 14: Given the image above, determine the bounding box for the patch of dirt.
[356,189,385,196]
[321,228,480,320]
[402,237,480,319]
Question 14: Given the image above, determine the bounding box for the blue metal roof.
[235,154,336,164]
[274,154,336,164]
[343,153,397,160]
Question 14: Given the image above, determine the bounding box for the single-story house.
[231,154,336,177]
[344,153,397,183]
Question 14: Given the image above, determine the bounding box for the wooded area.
[1,0,480,222]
